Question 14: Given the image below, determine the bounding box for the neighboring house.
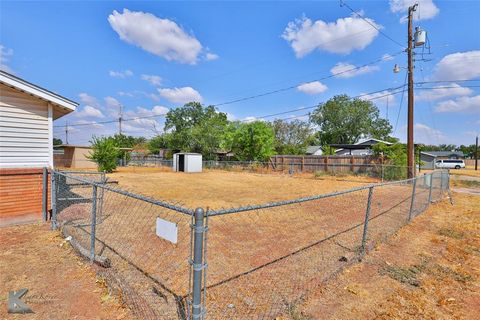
[306,146,323,156]
[333,138,393,156]
[0,70,77,224]
[420,151,465,169]
[54,145,96,169]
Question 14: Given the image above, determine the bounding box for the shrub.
[87,136,120,173]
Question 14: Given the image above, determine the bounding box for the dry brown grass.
[0,223,135,320]
[107,167,377,209]
[298,192,480,320]
[449,168,480,178]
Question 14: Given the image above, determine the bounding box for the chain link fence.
[125,157,410,181]
[45,169,450,319]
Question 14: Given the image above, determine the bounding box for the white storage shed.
[173,153,202,173]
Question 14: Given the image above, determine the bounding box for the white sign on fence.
[156,217,178,244]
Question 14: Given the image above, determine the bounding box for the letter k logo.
[8,288,33,314]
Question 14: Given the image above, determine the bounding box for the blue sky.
[1,0,479,146]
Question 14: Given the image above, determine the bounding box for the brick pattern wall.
[0,168,50,219]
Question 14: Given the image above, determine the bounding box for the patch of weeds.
[465,245,480,256]
[313,170,348,179]
[380,265,422,286]
[284,302,314,320]
[456,180,480,188]
[430,264,473,283]
[379,259,429,287]
[438,228,465,239]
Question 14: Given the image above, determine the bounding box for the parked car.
[435,159,465,169]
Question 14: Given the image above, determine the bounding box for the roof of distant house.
[331,138,393,151]
[306,146,322,154]
[55,144,91,149]
[421,151,465,157]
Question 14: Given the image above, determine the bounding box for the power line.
[241,84,408,122]
[340,0,405,49]
[414,85,480,89]
[394,71,408,135]
[212,51,404,107]
[53,114,165,128]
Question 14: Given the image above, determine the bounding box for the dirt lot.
[0,168,473,319]
[0,223,134,320]
[298,192,480,320]
[107,167,378,209]
[54,167,444,318]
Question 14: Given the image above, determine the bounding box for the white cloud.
[297,81,328,95]
[108,9,203,64]
[435,95,480,114]
[0,45,14,73]
[78,93,100,108]
[432,51,480,81]
[117,91,135,97]
[282,15,380,56]
[109,69,133,78]
[330,62,379,78]
[414,123,445,144]
[158,87,202,104]
[226,113,237,121]
[360,90,397,106]
[389,0,439,22]
[382,53,394,61]
[243,116,260,123]
[74,120,105,129]
[141,74,162,86]
[104,96,122,117]
[416,83,473,101]
[76,105,105,118]
[205,52,219,61]
[129,105,169,117]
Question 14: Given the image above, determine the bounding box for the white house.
[0,70,77,224]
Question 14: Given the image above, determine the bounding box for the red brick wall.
[0,168,50,220]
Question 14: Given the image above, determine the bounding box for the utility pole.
[407,3,418,179]
[475,135,478,171]
[65,121,69,145]
[118,104,123,135]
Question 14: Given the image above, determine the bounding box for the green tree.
[53,138,63,146]
[164,102,228,160]
[230,121,275,161]
[310,95,393,145]
[110,134,146,162]
[372,143,407,180]
[148,134,171,154]
[87,136,120,173]
[272,119,314,154]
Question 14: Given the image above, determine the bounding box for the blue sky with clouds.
[1,0,479,146]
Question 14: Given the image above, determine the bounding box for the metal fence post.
[428,172,434,204]
[50,171,57,230]
[191,207,206,319]
[42,167,48,222]
[408,177,417,221]
[360,186,374,257]
[447,171,454,205]
[90,185,98,262]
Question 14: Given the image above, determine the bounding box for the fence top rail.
[208,170,447,216]
[53,170,195,215]
[58,170,106,174]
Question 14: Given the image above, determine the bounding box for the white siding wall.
[0,83,50,168]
